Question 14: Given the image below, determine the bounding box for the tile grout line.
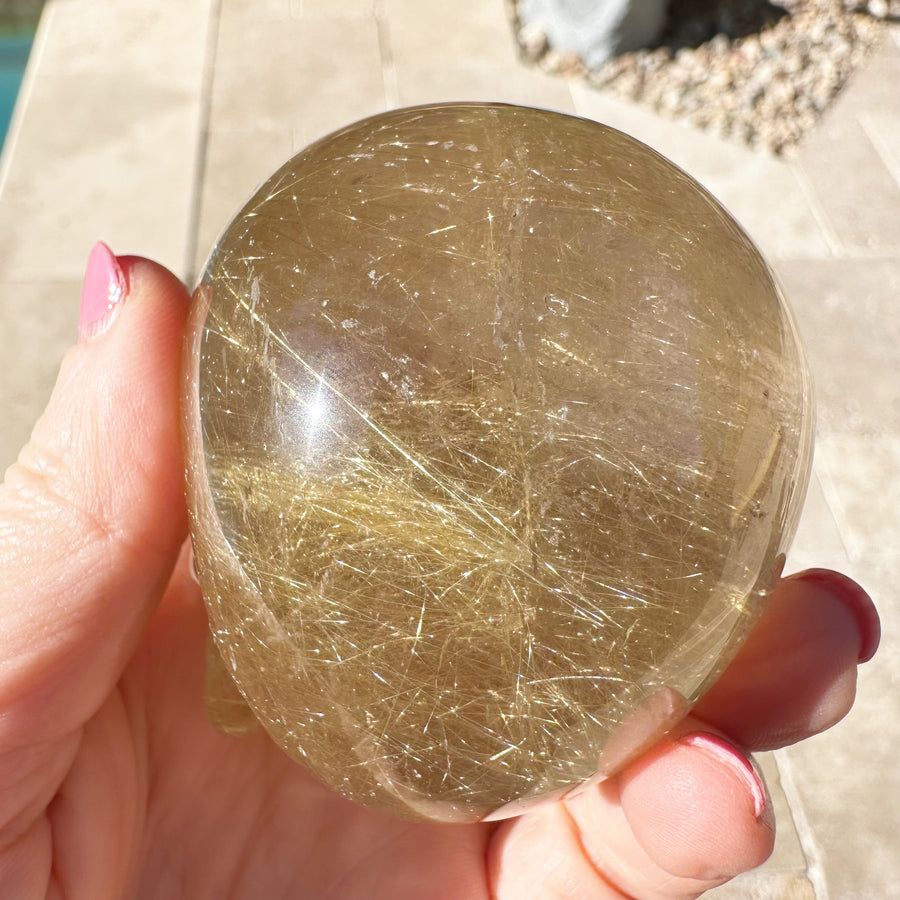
[774,749,830,900]
[183,0,224,287]
[375,2,399,110]
[772,749,830,900]
[814,444,862,563]
[0,0,55,203]
[791,160,842,261]
[810,467,855,567]
[859,111,900,190]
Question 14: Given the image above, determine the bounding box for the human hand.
[0,245,880,899]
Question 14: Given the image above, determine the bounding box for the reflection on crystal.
[182,103,814,822]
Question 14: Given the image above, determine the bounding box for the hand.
[0,247,879,900]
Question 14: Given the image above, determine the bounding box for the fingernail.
[681,733,767,819]
[792,569,881,663]
[79,241,127,342]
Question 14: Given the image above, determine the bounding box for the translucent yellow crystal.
[182,103,813,822]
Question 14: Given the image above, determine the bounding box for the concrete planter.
[516,0,668,67]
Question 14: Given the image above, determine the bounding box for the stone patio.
[0,1,897,896]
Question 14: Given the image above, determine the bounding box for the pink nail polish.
[681,733,767,819]
[79,241,127,342]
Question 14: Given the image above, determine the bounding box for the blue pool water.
[0,33,35,148]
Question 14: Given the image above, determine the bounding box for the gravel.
[511,0,900,154]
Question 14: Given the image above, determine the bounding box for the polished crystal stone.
[183,103,813,823]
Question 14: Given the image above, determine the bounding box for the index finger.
[693,568,880,751]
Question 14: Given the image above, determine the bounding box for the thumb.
[0,244,191,746]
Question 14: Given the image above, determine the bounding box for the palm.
[49,562,491,900]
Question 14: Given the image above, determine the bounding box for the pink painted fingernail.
[681,733,767,819]
[791,569,881,663]
[79,241,127,342]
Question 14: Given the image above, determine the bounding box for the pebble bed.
[512,0,899,154]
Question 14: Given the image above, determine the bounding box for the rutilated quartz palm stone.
[183,103,813,823]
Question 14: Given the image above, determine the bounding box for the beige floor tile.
[776,549,900,899]
[0,280,80,473]
[0,70,201,281]
[774,455,895,900]
[797,41,900,256]
[815,434,900,564]
[35,0,213,84]
[778,395,900,898]
[778,630,900,899]
[827,34,900,118]
[0,0,209,282]
[211,10,387,146]
[798,131,900,256]
[773,259,900,437]
[861,110,900,186]
[216,0,291,39]
[394,62,576,112]
[707,160,831,263]
[785,469,852,576]
[569,84,832,261]
[293,0,375,17]
[192,128,295,280]
[382,0,517,69]
[220,0,292,22]
[705,873,816,900]
[383,0,575,111]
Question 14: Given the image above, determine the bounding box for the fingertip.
[618,731,775,883]
[116,254,190,299]
[787,569,880,663]
[694,567,875,750]
[85,253,191,543]
[113,255,192,356]
[11,252,191,529]
[77,249,190,349]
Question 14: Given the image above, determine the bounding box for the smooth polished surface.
[183,103,813,822]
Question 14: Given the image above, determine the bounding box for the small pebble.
[511,0,900,155]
